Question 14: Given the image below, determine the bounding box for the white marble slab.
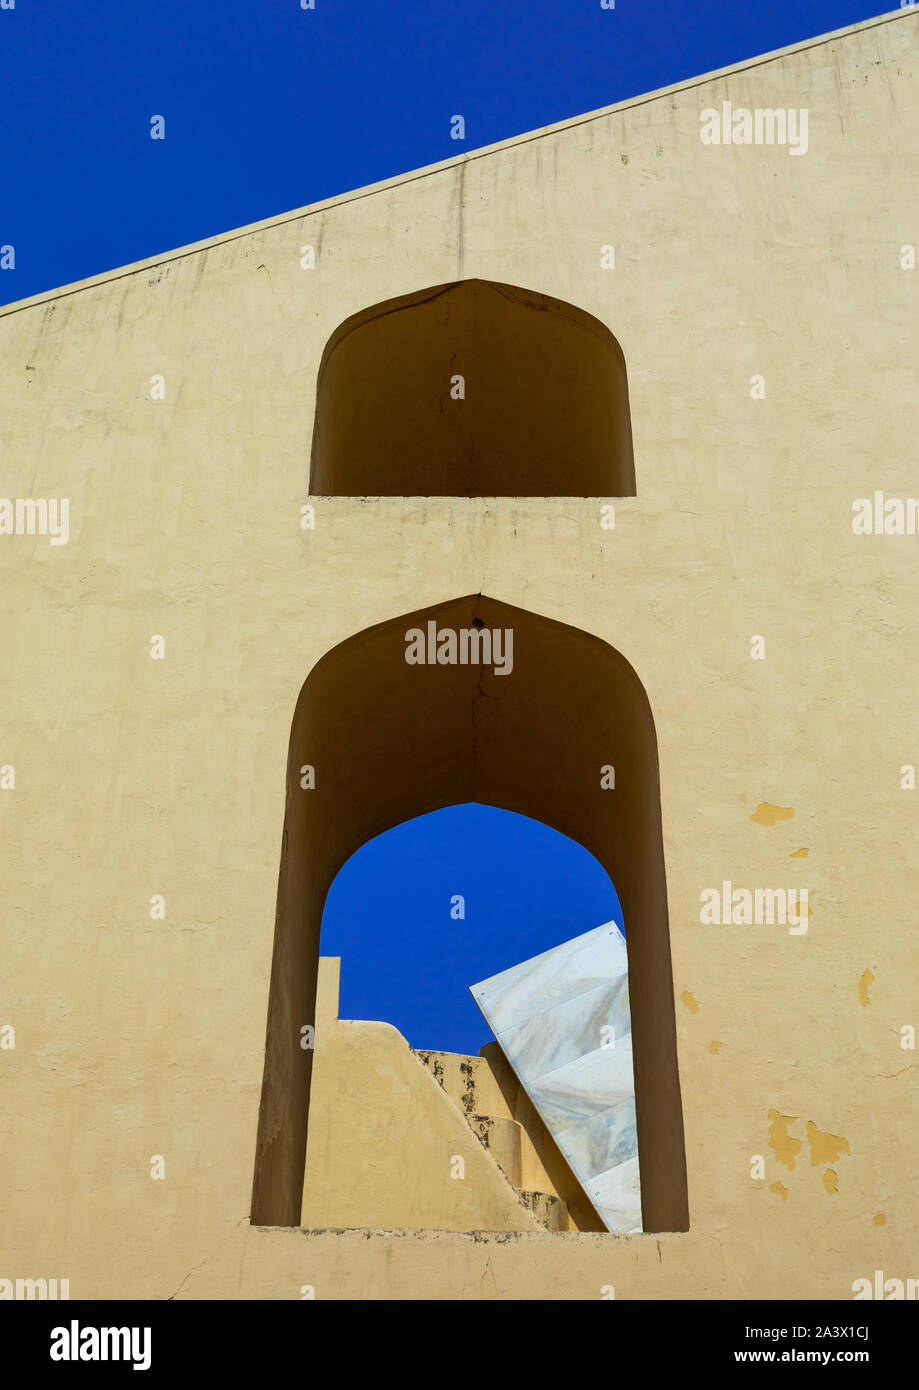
[588,1156,643,1234]
[470,921,641,1234]
[471,922,628,1032]
[495,974,632,1081]
[527,1036,636,1129]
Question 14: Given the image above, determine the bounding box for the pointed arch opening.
[251,594,687,1232]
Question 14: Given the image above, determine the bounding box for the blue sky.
[0,0,893,306]
[321,805,622,1055]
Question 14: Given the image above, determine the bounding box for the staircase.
[414,1045,576,1231]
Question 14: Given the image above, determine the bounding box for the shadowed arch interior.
[309,279,636,497]
[251,594,688,1232]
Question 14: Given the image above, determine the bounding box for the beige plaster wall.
[0,9,917,1298]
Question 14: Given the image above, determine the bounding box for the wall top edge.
[0,6,914,321]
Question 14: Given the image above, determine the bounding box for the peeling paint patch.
[680,991,700,1014]
[858,969,875,1007]
[751,803,795,826]
[807,1121,850,1166]
[874,1213,886,1226]
[768,1109,802,1169]
[709,1040,721,1054]
[823,1169,839,1194]
[790,847,809,858]
[770,1181,789,1201]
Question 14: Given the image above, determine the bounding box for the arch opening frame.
[251,594,688,1232]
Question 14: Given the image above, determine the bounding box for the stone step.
[518,1189,569,1233]
[414,1046,576,1230]
[467,1116,570,1231]
[479,1042,606,1234]
[414,1050,556,1195]
[477,1043,570,1198]
[466,1114,522,1187]
[414,1049,515,1120]
[416,1048,558,1195]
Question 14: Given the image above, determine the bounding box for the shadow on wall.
[251,594,688,1233]
[309,279,636,497]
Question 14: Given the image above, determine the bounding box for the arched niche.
[251,594,687,1232]
[309,280,635,497]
